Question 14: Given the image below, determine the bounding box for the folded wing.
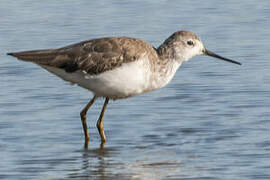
[7,37,156,75]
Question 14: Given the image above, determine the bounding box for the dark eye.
[187,40,194,46]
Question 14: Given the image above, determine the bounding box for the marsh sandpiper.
[8,30,241,148]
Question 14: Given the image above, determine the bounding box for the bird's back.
[7,37,159,75]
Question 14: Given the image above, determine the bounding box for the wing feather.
[8,37,158,74]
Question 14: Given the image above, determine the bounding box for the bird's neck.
[148,46,182,90]
[157,40,188,63]
[157,42,175,62]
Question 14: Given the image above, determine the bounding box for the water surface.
[1,1,270,179]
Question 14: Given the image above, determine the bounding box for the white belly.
[41,60,152,99]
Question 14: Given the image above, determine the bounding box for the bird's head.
[160,30,241,65]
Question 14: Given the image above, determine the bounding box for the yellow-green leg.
[97,98,109,147]
[80,95,97,148]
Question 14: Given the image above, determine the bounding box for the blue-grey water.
[1,1,270,179]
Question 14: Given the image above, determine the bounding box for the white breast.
[150,60,181,90]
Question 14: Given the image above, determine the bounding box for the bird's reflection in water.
[66,144,182,180]
[67,146,132,180]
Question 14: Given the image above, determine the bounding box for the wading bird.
[8,30,241,148]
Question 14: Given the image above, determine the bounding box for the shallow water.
[1,0,270,179]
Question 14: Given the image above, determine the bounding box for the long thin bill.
[204,49,241,65]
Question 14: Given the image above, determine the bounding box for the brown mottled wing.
[7,37,157,75]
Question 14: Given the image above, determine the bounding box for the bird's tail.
[7,49,59,65]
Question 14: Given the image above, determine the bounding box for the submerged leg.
[80,95,97,148]
[97,98,109,146]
